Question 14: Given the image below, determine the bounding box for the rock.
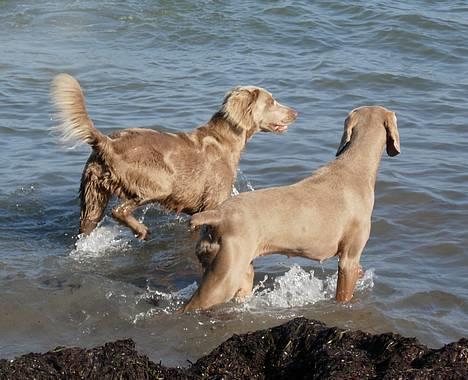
[0,339,186,380]
[1,318,466,379]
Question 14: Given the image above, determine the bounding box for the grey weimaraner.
[183,106,400,311]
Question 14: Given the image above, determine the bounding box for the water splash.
[68,204,184,260]
[247,265,327,309]
[132,282,198,323]
[241,265,375,312]
[132,265,374,322]
[232,169,255,196]
[70,218,133,260]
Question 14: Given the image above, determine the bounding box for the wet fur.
[52,74,297,239]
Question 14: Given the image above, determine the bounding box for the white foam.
[131,265,374,322]
[70,218,133,260]
[232,169,255,196]
[241,264,375,312]
[244,265,326,310]
[132,282,198,323]
[69,204,162,260]
[132,308,160,323]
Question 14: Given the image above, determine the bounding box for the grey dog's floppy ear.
[385,111,400,157]
[222,88,259,130]
[336,110,358,156]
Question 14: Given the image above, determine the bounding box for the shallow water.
[1,0,467,366]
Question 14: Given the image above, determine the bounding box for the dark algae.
[1,318,466,379]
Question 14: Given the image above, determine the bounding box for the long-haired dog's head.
[221,86,298,138]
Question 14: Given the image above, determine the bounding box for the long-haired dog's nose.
[289,109,298,120]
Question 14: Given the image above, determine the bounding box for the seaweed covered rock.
[0,339,187,380]
[193,317,467,379]
[1,318,466,379]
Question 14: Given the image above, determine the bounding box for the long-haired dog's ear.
[222,88,259,130]
[336,110,358,156]
[385,111,400,157]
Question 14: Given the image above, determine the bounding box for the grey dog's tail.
[51,74,111,154]
[190,210,223,229]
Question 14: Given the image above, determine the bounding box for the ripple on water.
[1,0,468,366]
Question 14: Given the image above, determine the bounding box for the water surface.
[1,0,467,365]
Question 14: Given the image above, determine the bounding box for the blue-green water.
[1,0,467,365]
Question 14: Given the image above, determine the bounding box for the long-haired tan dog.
[51,74,297,239]
[182,106,400,311]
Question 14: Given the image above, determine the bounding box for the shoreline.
[1,317,466,379]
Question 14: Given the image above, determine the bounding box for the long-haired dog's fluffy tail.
[190,210,223,229]
[51,73,110,152]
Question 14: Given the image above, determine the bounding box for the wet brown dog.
[51,74,297,239]
[182,106,400,312]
